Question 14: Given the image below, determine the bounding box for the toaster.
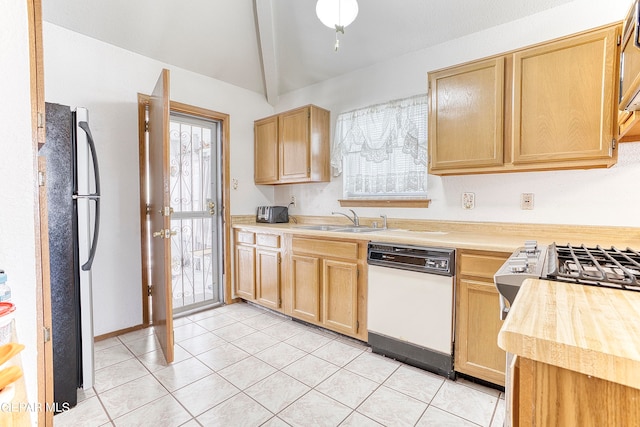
[256,206,289,223]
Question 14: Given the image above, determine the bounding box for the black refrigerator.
[40,102,101,410]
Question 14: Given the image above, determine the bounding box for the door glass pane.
[168,114,221,312]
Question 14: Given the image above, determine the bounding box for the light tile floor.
[55,302,506,427]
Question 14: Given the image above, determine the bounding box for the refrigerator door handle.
[78,121,101,271]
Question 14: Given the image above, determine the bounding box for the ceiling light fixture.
[315,0,359,51]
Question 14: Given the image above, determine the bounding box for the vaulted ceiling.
[43,0,575,104]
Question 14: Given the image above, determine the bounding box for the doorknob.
[208,201,216,215]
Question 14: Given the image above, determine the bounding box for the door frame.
[29,0,54,425]
[137,95,233,325]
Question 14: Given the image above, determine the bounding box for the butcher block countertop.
[498,279,640,390]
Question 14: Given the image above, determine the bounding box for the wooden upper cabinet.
[254,105,330,184]
[429,58,505,172]
[254,116,279,184]
[513,26,618,167]
[428,24,620,175]
[279,108,311,182]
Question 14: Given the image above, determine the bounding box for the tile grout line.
[88,303,503,426]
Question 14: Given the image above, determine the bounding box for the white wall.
[274,0,640,228]
[43,23,274,335]
[0,0,40,415]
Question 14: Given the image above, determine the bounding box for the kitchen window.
[331,94,430,207]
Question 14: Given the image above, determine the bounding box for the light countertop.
[498,279,640,389]
[232,221,640,254]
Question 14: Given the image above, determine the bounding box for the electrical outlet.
[462,192,475,210]
[290,195,297,207]
[521,193,534,210]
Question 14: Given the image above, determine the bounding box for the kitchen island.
[498,279,640,426]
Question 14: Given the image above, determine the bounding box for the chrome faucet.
[331,209,359,226]
[380,214,388,229]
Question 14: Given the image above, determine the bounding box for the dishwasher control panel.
[367,242,455,276]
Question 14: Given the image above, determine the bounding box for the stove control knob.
[509,254,529,273]
[524,240,538,254]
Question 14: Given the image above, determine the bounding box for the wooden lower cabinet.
[322,259,358,336]
[256,248,280,309]
[513,357,640,426]
[288,236,367,341]
[233,229,283,311]
[291,254,320,323]
[235,244,255,300]
[455,250,509,386]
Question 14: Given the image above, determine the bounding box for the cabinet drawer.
[257,233,280,248]
[459,251,509,279]
[235,230,255,244]
[292,237,358,260]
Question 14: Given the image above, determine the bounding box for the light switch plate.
[462,192,475,210]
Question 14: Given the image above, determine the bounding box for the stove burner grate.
[547,243,640,291]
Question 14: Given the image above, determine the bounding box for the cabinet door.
[254,116,279,184]
[322,259,358,336]
[256,248,280,309]
[291,254,320,323]
[279,107,310,182]
[513,27,618,166]
[235,245,256,299]
[455,278,506,386]
[429,58,505,172]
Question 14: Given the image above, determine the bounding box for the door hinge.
[145,120,149,132]
[308,110,311,119]
[148,285,152,296]
[37,112,44,129]
[612,138,617,150]
[617,34,622,46]
[43,327,51,343]
[357,268,360,279]
[145,204,151,215]
[356,320,359,333]
[38,170,46,187]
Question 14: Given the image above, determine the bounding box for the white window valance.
[331,94,428,198]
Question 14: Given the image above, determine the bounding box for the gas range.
[494,241,640,319]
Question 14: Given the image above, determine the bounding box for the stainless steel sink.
[294,225,345,231]
[295,225,379,233]
[334,227,379,233]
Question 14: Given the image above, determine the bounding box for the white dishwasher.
[367,242,456,379]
